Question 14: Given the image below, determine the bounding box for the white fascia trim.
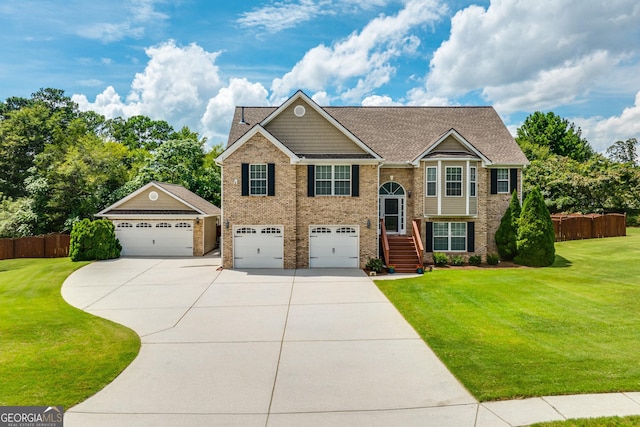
[261,91,383,161]
[96,214,212,220]
[96,182,207,216]
[487,164,527,168]
[215,125,301,165]
[380,162,415,169]
[411,128,491,166]
[297,158,382,165]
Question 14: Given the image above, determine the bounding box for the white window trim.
[315,165,351,196]
[497,168,510,194]
[433,222,467,252]
[445,166,463,197]
[249,164,268,196]
[426,166,437,197]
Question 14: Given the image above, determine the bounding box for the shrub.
[432,252,449,267]
[365,258,384,273]
[469,254,482,266]
[514,187,556,267]
[486,253,500,265]
[70,219,121,262]
[495,191,521,261]
[451,255,465,266]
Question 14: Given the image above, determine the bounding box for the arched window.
[379,182,405,196]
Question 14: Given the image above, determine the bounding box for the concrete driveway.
[61,257,506,426]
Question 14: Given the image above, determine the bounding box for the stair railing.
[412,219,424,266]
[380,218,390,265]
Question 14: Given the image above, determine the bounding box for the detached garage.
[96,182,220,257]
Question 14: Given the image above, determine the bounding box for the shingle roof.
[153,182,221,216]
[227,105,528,165]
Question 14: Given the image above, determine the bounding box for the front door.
[379,182,406,235]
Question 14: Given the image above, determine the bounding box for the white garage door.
[309,225,359,268]
[114,221,193,257]
[234,226,284,268]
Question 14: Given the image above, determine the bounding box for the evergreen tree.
[514,187,556,267]
[495,191,521,260]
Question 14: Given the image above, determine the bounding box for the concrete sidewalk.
[61,259,640,426]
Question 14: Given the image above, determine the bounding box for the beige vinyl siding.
[265,101,367,155]
[441,161,466,215]
[436,135,472,153]
[423,160,479,216]
[118,188,191,211]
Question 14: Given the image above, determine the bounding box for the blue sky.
[1,0,639,152]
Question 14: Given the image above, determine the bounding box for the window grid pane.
[446,167,462,196]
[316,180,332,195]
[250,164,267,195]
[426,167,437,196]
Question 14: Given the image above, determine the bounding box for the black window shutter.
[351,165,359,197]
[510,168,518,194]
[267,163,275,196]
[426,222,433,252]
[307,165,315,197]
[241,163,249,196]
[467,222,475,252]
[490,169,498,194]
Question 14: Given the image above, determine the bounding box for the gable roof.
[216,124,301,164]
[97,181,220,216]
[226,95,528,166]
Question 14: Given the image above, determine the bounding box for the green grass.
[0,258,140,408]
[376,228,640,401]
[531,416,640,427]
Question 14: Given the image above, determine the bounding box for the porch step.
[386,236,421,273]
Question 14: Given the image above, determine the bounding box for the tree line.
[0,88,222,238]
[516,111,640,224]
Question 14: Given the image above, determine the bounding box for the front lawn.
[0,258,140,408]
[376,228,640,401]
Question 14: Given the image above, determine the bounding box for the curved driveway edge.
[61,259,640,426]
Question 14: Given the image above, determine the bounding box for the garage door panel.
[115,221,193,256]
[309,226,359,268]
[234,226,283,268]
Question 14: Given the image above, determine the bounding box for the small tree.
[514,188,555,267]
[70,219,121,261]
[495,191,521,260]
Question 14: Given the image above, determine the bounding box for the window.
[136,222,152,228]
[261,227,281,234]
[315,165,351,196]
[470,167,477,197]
[433,222,467,252]
[249,164,267,195]
[426,167,437,197]
[445,167,462,196]
[497,168,509,193]
[175,222,191,229]
[117,222,133,228]
[156,222,172,228]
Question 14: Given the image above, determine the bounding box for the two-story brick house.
[216,90,528,270]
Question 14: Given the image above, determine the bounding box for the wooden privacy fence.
[551,213,626,242]
[0,233,70,260]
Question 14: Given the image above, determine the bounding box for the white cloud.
[573,90,640,153]
[486,51,615,114]
[76,79,104,87]
[311,91,331,105]
[76,0,168,42]
[425,0,640,113]
[361,94,401,106]
[237,0,392,33]
[201,78,270,143]
[237,0,330,33]
[74,41,226,141]
[270,0,446,102]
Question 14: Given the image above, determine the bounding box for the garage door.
[234,226,284,268]
[309,226,359,268]
[114,221,193,256]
